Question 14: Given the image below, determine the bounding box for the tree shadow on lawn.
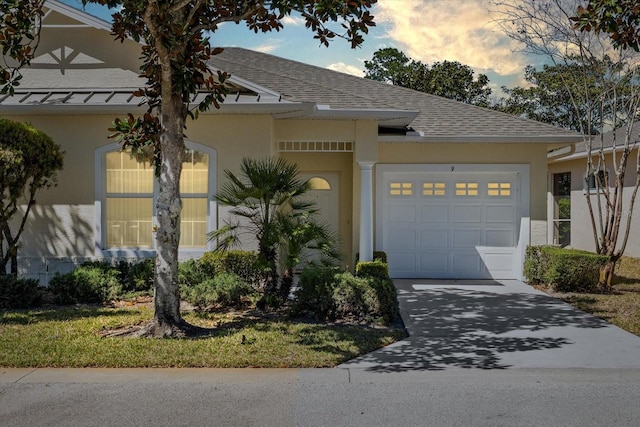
[343,287,610,372]
[0,306,141,325]
[187,311,406,361]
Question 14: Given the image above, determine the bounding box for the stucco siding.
[548,151,640,258]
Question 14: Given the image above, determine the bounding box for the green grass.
[551,256,640,337]
[0,306,405,368]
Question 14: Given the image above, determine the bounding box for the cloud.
[281,15,305,26]
[253,43,278,53]
[374,0,530,78]
[326,62,365,76]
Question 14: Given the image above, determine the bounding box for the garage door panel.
[479,248,518,279]
[485,229,515,246]
[388,252,417,274]
[452,204,483,223]
[452,229,482,248]
[386,227,417,250]
[388,204,417,223]
[419,251,450,273]
[420,229,449,249]
[419,204,449,223]
[451,251,485,275]
[486,204,516,223]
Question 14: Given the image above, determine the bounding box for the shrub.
[183,272,254,309]
[332,273,398,325]
[355,260,390,280]
[541,246,608,292]
[293,265,343,319]
[178,258,212,290]
[293,266,399,325]
[118,258,154,293]
[523,245,544,284]
[355,251,388,264]
[0,275,43,309]
[48,262,122,304]
[524,246,609,292]
[199,251,263,289]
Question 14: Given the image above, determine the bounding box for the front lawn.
[540,256,640,337]
[0,306,405,368]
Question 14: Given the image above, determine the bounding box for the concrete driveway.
[340,279,640,371]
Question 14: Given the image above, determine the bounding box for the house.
[547,123,640,257]
[1,0,582,283]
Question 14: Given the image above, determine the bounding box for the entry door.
[300,173,339,263]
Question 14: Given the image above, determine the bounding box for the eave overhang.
[307,105,420,128]
[0,89,420,126]
[548,143,639,163]
[379,134,584,144]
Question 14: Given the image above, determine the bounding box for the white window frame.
[583,168,610,194]
[94,141,216,258]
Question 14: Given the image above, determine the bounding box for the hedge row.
[524,246,608,292]
[293,259,398,325]
[2,251,400,326]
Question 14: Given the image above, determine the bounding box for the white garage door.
[376,164,528,279]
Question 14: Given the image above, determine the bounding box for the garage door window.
[422,182,446,196]
[488,182,511,197]
[389,182,413,196]
[455,182,478,196]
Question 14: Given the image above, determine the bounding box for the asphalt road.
[2,367,640,427]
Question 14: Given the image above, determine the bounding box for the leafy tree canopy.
[0,0,46,95]
[495,57,632,134]
[364,47,492,106]
[573,0,640,51]
[0,118,64,275]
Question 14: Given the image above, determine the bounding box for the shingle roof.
[213,47,582,143]
[574,122,640,153]
[2,0,582,144]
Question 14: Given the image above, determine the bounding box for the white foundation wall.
[530,220,548,246]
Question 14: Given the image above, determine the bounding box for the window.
[179,149,209,248]
[389,182,413,196]
[488,182,511,197]
[308,177,331,190]
[422,182,446,196]
[96,142,215,255]
[105,151,154,248]
[552,172,571,247]
[585,169,609,191]
[455,182,478,196]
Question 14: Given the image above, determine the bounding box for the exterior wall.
[6,112,277,281]
[378,142,550,245]
[548,150,640,258]
[274,119,377,268]
[7,113,371,280]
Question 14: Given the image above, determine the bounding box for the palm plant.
[208,157,340,307]
[277,209,341,301]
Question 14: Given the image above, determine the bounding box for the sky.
[60,0,550,96]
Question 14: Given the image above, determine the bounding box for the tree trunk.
[599,257,618,292]
[150,89,187,336]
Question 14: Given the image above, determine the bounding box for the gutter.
[547,144,576,161]
[379,135,584,144]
